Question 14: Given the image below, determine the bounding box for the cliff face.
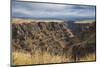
[66,20,96,41]
[12,21,75,55]
[12,19,96,57]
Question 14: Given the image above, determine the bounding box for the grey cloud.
[12,1,96,20]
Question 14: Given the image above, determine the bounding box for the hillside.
[12,18,96,65]
[66,20,96,41]
[12,19,76,55]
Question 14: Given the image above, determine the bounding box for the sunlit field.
[12,50,95,65]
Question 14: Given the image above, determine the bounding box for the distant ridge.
[12,16,95,21]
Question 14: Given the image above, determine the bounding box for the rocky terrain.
[12,18,96,64]
[12,19,77,56]
[66,20,96,41]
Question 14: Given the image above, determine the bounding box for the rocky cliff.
[12,20,77,55]
[12,19,96,57]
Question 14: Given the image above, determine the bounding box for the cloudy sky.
[12,1,96,20]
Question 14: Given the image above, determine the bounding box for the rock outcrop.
[12,19,96,59]
[12,21,75,56]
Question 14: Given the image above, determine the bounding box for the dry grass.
[12,51,70,65]
[12,18,64,24]
[12,51,95,65]
[80,53,96,61]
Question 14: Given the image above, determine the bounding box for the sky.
[12,1,96,20]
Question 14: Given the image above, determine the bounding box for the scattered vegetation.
[12,19,96,65]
